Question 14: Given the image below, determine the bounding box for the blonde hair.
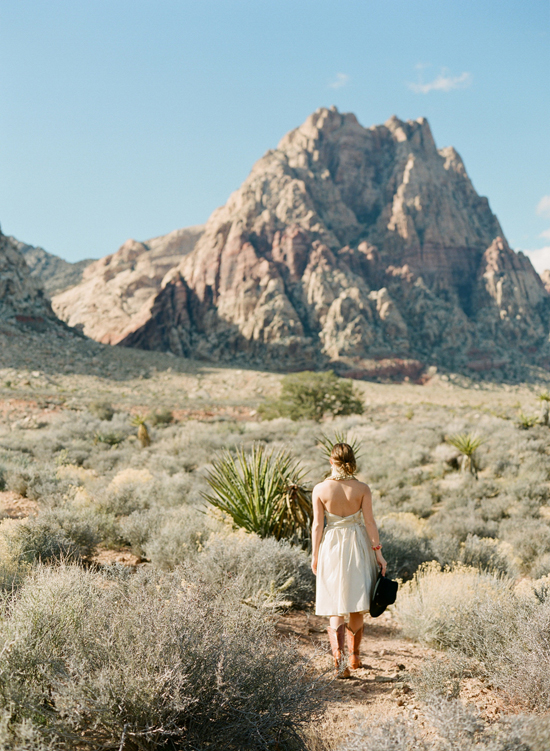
[330,442,357,475]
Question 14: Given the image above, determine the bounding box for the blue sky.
[1,0,549,269]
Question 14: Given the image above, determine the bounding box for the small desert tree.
[260,370,364,422]
[203,444,312,544]
[446,433,484,479]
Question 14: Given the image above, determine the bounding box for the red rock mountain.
[54,108,550,377]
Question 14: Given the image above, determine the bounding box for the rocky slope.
[0,230,61,329]
[51,226,203,344]
[14,240,94,297]
[116,107,549,376]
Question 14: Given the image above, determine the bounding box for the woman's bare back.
[315,477,369,517]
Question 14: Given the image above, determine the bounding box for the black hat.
[370,571,398,618]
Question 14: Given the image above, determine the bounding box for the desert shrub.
[459,534,515,576]
[6,508,101,564]
[498,518,550,572]
[0,564,323,750]
[394,562,516,652]
[259,371,363,422]
[119,508,161,555]
[148,408,174,426]
[395,563,550,708]
[378,513,433,580]
[144,506,217,569]
[203,444,312,543]
[411,653,469,700]
[5,470,30,497]
[200,532,316,609]
[88,401,115,421]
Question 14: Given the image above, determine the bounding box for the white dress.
[315,509,379,618]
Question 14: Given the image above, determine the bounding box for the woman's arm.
[361,485,387,575]
[310,486,325,575]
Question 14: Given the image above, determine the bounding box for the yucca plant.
[131,415,151,447]
[538,392,550,426]
[517,411,538,430]
[446,433,484,478]
[202,444,312,543]
[317,430,362,463]
[94,432,125,447]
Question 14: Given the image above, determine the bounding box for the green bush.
[0,564,323,750]
[260,371,363,422]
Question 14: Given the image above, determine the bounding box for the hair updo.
[330,442,357,475]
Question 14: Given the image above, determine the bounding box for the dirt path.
[276,610,520,746]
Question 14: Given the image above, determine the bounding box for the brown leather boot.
[327,624,351,679]
[345,624,363,669]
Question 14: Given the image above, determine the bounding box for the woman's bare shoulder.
[312,478,331,494]
[356,479,372,494]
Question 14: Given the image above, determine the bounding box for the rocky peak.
[49,107,549,378]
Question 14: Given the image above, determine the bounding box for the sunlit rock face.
[51,226,203,345]
[54,107,550,376]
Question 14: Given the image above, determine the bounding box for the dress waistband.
[325,510,363,530]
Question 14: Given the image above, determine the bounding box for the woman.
[311,442,387,678]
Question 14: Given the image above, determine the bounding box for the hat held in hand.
[370,571,398,618]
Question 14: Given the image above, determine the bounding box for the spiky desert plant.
[202,444,312,543]
[317,430,362,464]
[538,392,550,426]
[93,431,125,447]
[446,433,484,478]
[517,411,538,430]
[131,415,151,447]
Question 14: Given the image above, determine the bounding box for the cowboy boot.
[345,624,363,669]
[327,624,351,679]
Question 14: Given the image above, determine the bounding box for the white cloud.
[522,247,550,274]
[328,73,350,89]
[536,195,550,218]
[409,69,472,94]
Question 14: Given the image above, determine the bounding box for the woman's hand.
[311,557,318,576]
[375,549,387,576]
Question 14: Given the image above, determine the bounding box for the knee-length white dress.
[315,509,379,618]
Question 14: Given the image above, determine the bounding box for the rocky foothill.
[2,107,550,381]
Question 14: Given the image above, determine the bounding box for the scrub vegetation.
[1,359,550,749]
